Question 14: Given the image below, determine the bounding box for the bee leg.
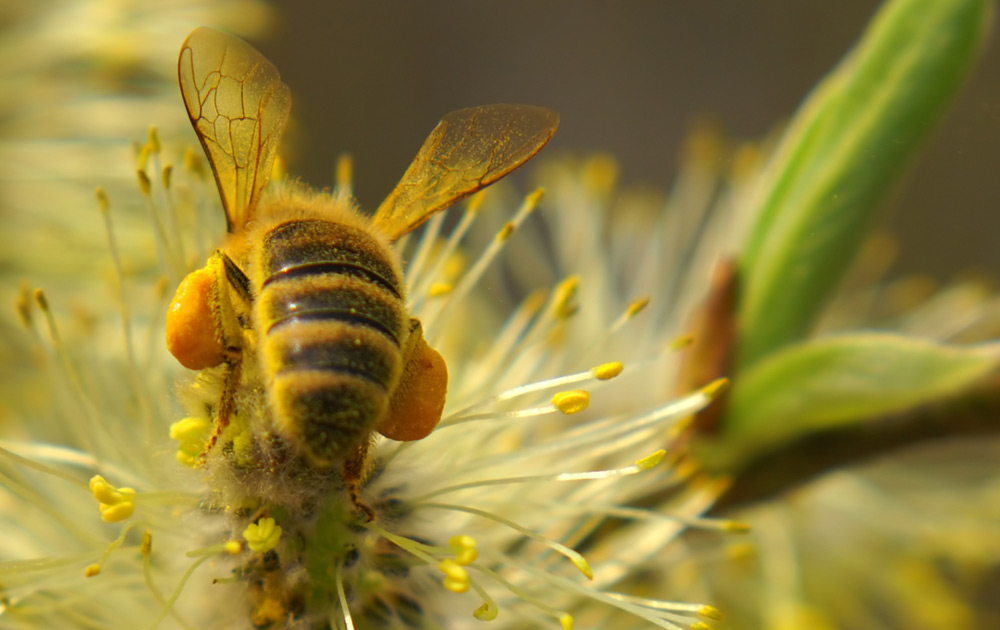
[201,358,242,459]
[342,440,375,522]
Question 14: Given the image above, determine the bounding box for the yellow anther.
[183,146,206,177]
[162,164,173,190]
[454,548,477,565]
[99,502,135,523]
[449,534,475,549]
[449,535,478,565]
[466,189,487,213]
[560,613,573,630]
[438,559,471,592]
[136,169,152,196]
[552,276,579,319]
[702,377,730,398]
[473,601,498,621]
[335,153,353,190]
[443,577,469,593]
[141,531,152,555]
[244,517,282,553]
[524,187,545,208]
[169,417,209,441]
[582,154,618,196]
[252,597,286,628]
[428,282,453,297]
[732,143,762,179]
[170,417,210,468]
[691,622,713,630]
[720,519,751,533]
[636,450,666,470]
[231,429,254,467]
[272,154,287,181]
[89,475,136,508]
[497,222,515,241]
[625,296,650,318]
[15,287,31,328]
[670,333,695,350]
[437,558,468,581]
[224,540,243,555]
[147,126,161,154]
[591,362,623,380]
[699,605,723,620]
[552,390,589,415]
[571,555,593,580]
[136,144,151,171]
[33,289,49,312]
[95,187,110,214]
[84,564,101,577]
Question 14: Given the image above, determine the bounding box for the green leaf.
[710,333,1000,471]
[737,0,992,368]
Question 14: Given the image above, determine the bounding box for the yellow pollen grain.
[636,450,666,470]
[84,564,101,577]
[552,390,589,415]
[428,282,452,297]
[560,613,574,630]
[141,531,152,554]
[224,540,243,555]
[591,361,623,380]
[136,169,152,196]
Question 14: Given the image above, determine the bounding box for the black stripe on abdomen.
[262,220,402,298]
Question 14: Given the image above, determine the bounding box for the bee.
[165,27,558,516]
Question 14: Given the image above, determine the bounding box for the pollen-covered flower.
[1,121,736,630]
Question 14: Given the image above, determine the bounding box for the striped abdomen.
[256,219,406,465]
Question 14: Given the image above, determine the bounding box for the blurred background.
[257,0,1000,283]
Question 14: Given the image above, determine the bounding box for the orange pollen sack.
[377,339,448,442]
[165,267,226,370]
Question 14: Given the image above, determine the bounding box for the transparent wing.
[372,104,558,240]
[178,27,290,232]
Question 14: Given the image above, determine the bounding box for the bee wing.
[178,27,290,232]
[372,104,558,240]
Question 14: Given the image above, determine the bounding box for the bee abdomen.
[256,219,407,464]
[262,219,402,298]
[271,369,387,465]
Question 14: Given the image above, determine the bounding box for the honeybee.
[165,27,557,515]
